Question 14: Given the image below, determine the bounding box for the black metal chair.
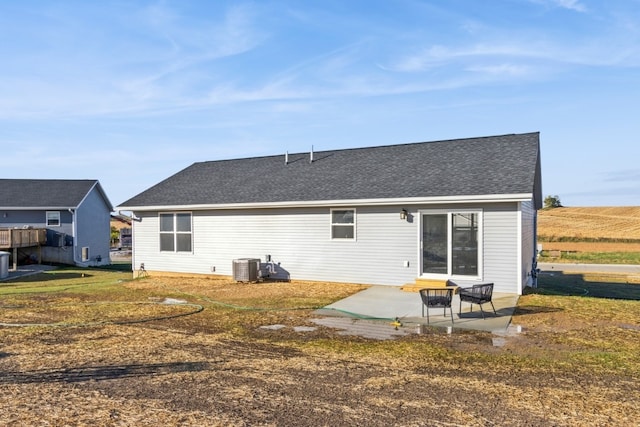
[458,283,497,319]
[419,288,454,324]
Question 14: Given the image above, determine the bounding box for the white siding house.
[119,133,542,295]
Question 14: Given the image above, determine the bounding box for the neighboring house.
[110,214,132,248]
[0,179,113,266]
[118,133,542,295]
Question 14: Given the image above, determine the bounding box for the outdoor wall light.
[400,209,408,220]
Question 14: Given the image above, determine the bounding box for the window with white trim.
[159,212,192,252]
[331,209,355,239]
[46,211,60,227]
[422,211,481,277]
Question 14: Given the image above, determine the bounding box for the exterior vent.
[232,258,260,282]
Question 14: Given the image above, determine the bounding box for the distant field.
[538,207,640,261]
[538,206,640,241]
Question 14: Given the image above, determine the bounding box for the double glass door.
[422,212,479,277]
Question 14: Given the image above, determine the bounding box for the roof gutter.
[117,193,535,212]
[2,206,78,210]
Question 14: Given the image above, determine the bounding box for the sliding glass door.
[422,211,480,278]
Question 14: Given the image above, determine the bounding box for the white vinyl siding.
[482,204,520,293]
[133,206,415,285]
[131,201,526,293]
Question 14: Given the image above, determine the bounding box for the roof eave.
[1,206,80,210]
[117,193,535,212]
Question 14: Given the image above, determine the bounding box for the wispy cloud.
[465,63,531,76]
[110,3,269,107]
[383,14,640,84]
[0,2,267,119]
[529,0,587,13]
[604,169,640,183]
[385,43,549,73]
[1,0,638,123]
[552,0,587,13]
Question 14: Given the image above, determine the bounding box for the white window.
[46,211,61,227]
[422,210,481,278]
[331,209,355,240]
[159,212,192,252]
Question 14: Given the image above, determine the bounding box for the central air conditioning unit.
[232,258,260,282]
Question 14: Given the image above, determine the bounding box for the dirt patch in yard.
[2,324,637,426]
[1,274,639,426]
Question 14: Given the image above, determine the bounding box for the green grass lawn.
[534,271,640,300]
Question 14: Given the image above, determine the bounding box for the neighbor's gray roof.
[0,179,113,210]
[119,133,542,209]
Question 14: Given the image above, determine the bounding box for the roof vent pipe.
[285,151,289,165]
[310,145,314,163]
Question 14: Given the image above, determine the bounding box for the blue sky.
[1,0,639,207]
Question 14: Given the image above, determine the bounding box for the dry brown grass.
[539,241,640,253]
[538,206,640,241]
[1,270,640,426]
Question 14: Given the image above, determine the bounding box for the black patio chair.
[419,288,454,325]
[458,283,497,319]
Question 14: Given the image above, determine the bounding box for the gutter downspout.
[68,209,84,266]
[131,212,136,275]
[532,209,539,288]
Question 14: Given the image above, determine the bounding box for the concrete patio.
[315,285,519,336]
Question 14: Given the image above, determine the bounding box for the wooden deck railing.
[0,228,47,249]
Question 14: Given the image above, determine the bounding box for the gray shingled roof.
[0,179,112,210]
[119,133,542,209]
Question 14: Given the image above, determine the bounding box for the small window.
[331,209,355,239]
[159,212,192,252]
[46,211,61,227]
[81,247,90,262]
